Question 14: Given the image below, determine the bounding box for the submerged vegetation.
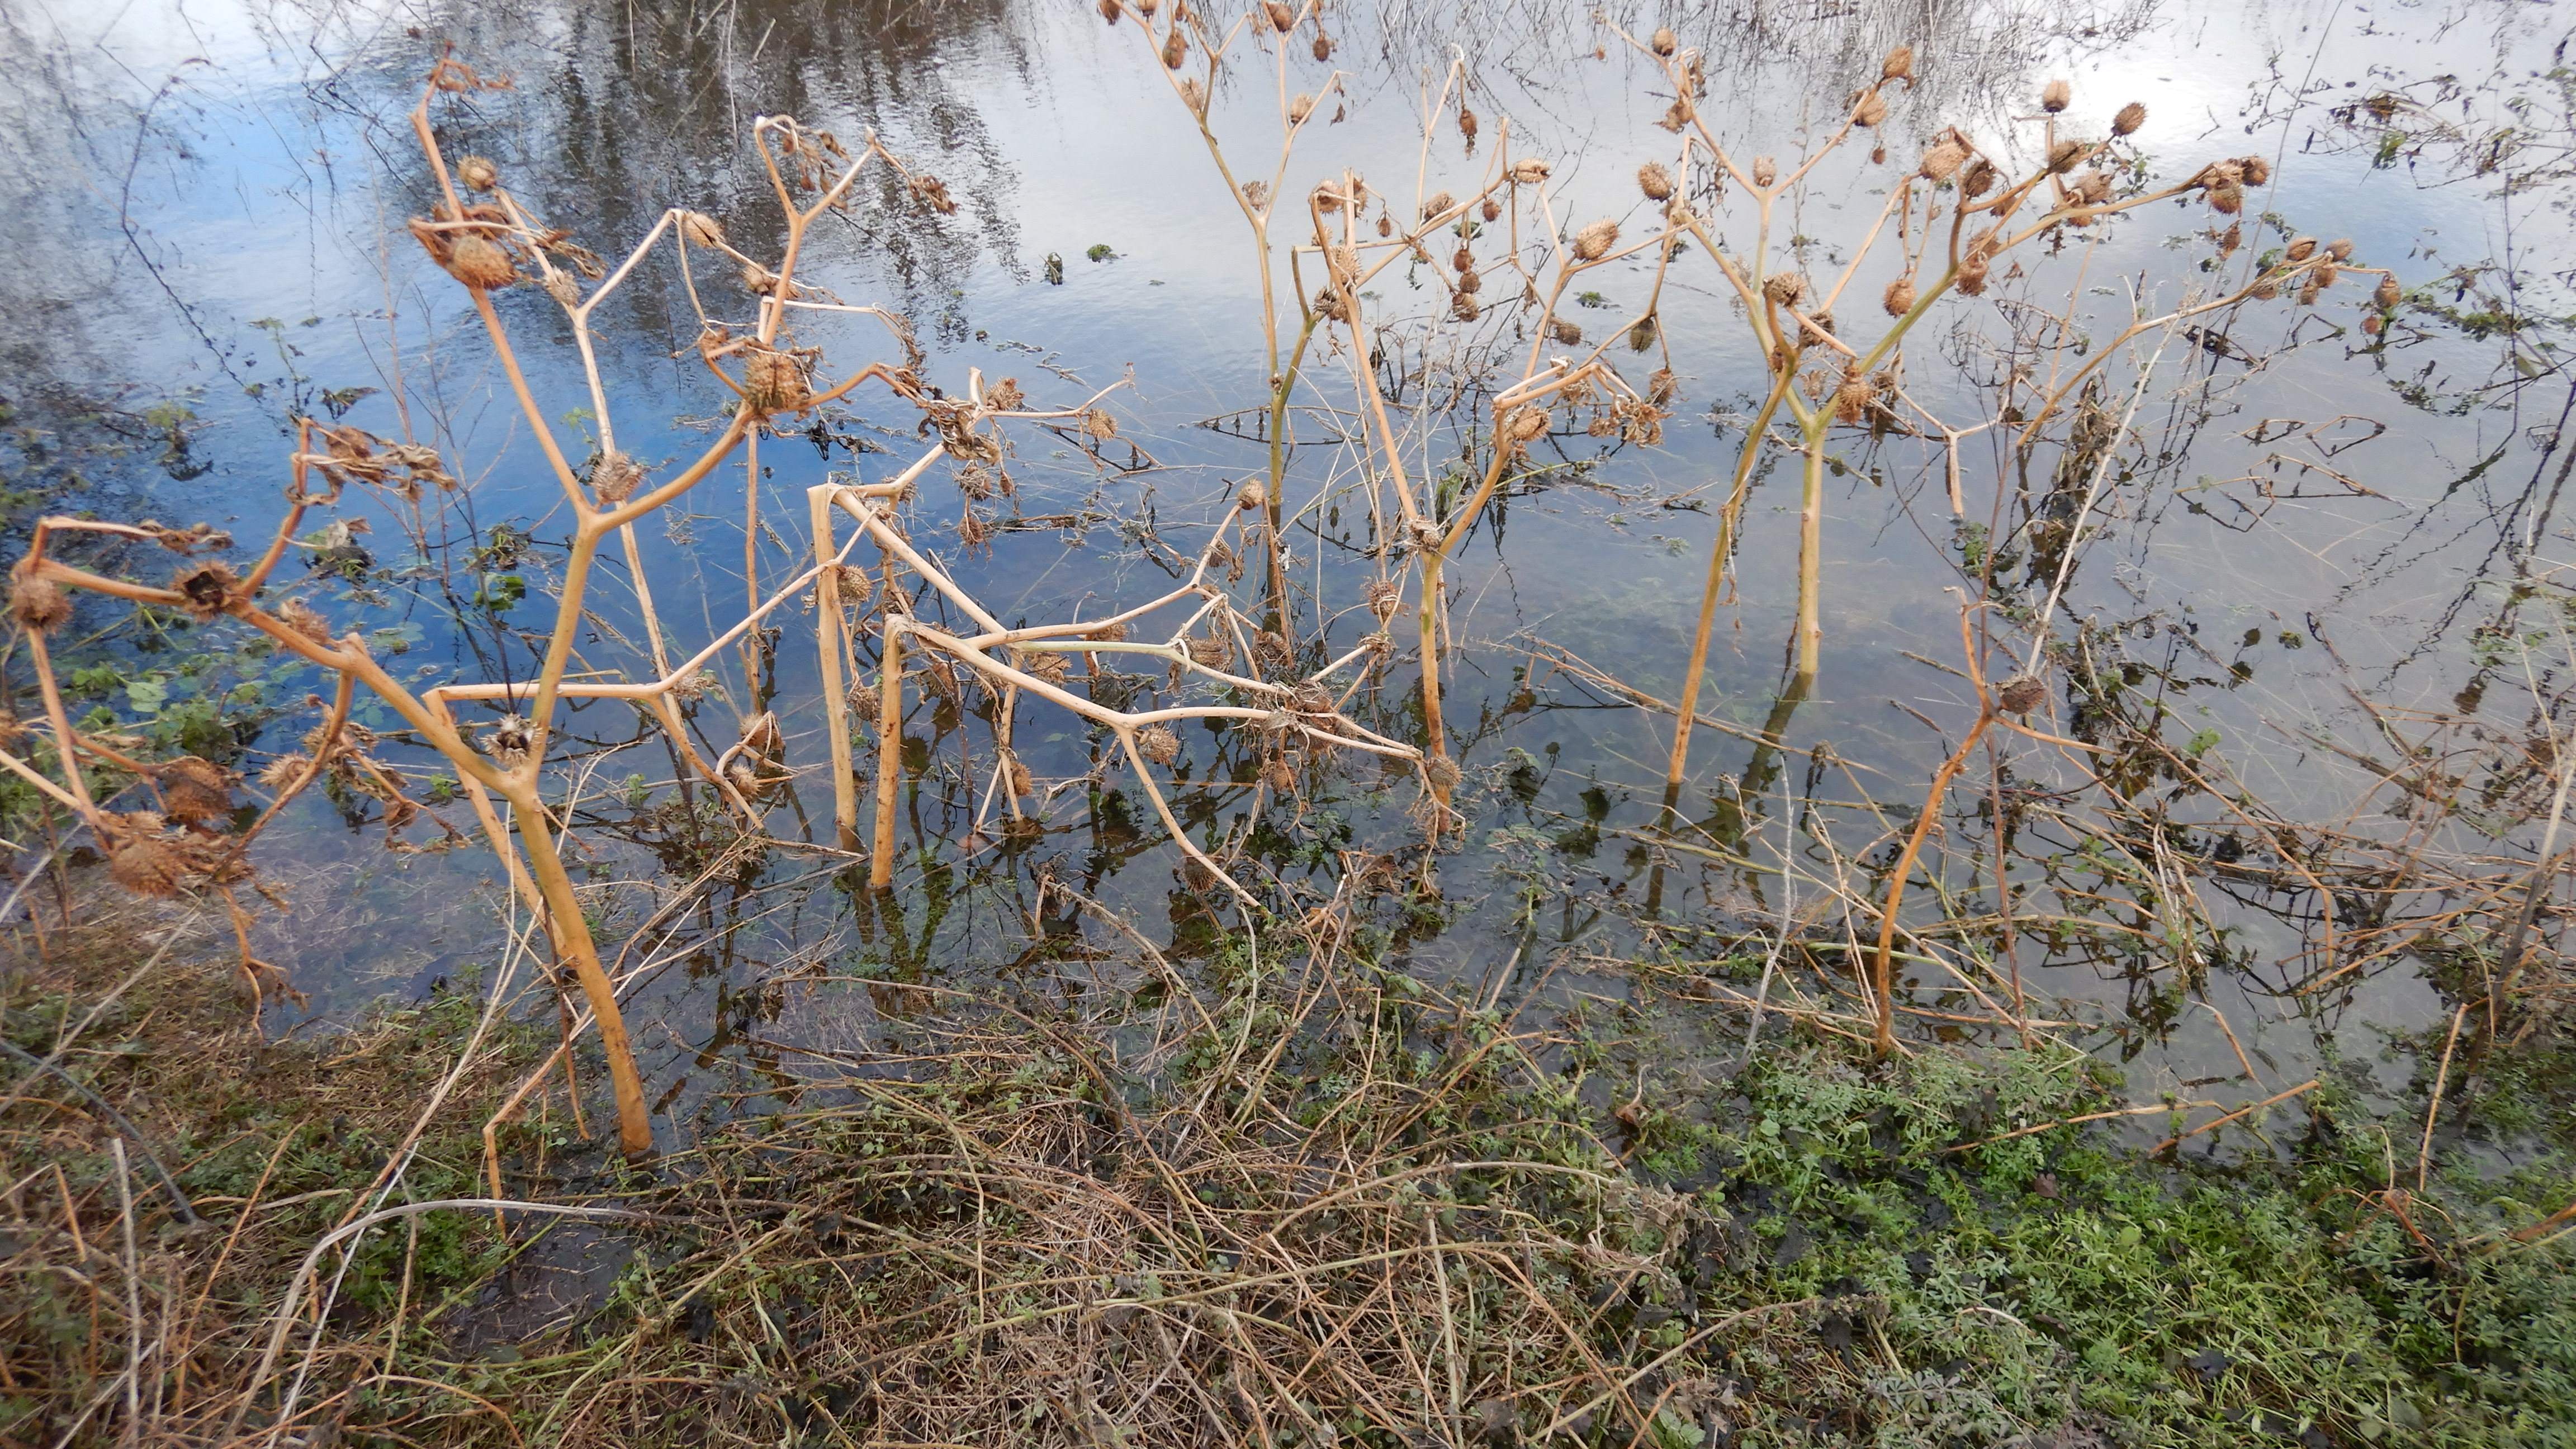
[2,0,2573,1442]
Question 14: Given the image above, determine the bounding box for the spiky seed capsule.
[1833,372,1873,423]
[1547,318,1581,345]
[172,561,241,620]
[1651,26,1677,55]
[2284,236,2318,263]
[1264,757,1296,793]
[1508,158,1551,184]
[1853,91,1888,128]
[2040,78,2071,112]
[1311,31,1330,61]
[280,597,333,643]
[456,155,500,191]
[1289,93,1314,124]
[110,839,183,898]
[1459,108,1478,140]
[1006,755,1034,796]
[1424,755,1461,792]
[10,570,69,632]
[744,349,811,413]
[2250,277,2280,300]
[1637,162,1675,201]
[258,752,311,790]
[1100,0,1121,22]
[2217,222,2242,255]
[1162,27,1186,68]
[1364,579,1401,621]
[1919,140,1966,182]
[1451,245,1474,272]
[2374,275,2401,309]
[1479,197,1502,222]
[1180,78,1208,113]
[1420,191,1455,220]
[1751,155,1777,187]
[1571,218,1619,262]
[1237,480,1267,511]
[1457,268,1481,295]
[676,210,725,248]
[1139,724,1181,765]
[2297,280,2322,306]
[1882,44,1914,81]
[2207,179,2243,215]
[1647,367,1678,405]
[443,235,517,290]
[1883,276,1917,316]
[159,756,233,824]
[1956,253,1991,296]
[1187,636,1229,667]
[591,451,642,503]
[1451,292,1481,321]
[1264,0,1294,31]
[2241,156,2272,186]
[2111,101,2146,136]
[2313,261,2338,290]
[2047,139,2083,173]
[1762,272,1805,306]
[2326,238,2354,261]
[1961,158,1997,198]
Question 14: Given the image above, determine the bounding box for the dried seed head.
[1883,276,1917,316]
[1961,157,1997,198]
[1761,272,1806,306]
[541,269,579,307]
[1311,181,1344,213]
[1263,756,1296,793]
[1162,26,1187,68]
[1956,252,1991,296]
[110,837,184,898]
[1139,724,1181,765]
[2071,169,2111,205]
[280,597,333,644]
[2374,274,2401,309]
[1459,107,1479,140]
[2216,222,2241,255]
[2040,78,2071,113]
[1365,578,1401,621]
[2326,237,2354,261]
[1853,91,1888,128]
[1637,162,1675,201]
[1088,620,1129,642]
[1456,268,1481,295]
[2313,260,2339,290]
[826,563,875,606]
[1264,0,1295,31]
[1083,408,1119,439]
[1420,191,1455,221]
[744,348,812,414]
[159,756,234,825]
[2284,236,2318,262]
[740,259,779,295]
[1547,318,1581,345]
[2297,279,2322,306]
[1751,155,1777,187]
[1289,92,1315,124]
[1479,196,1502,222]
[1651,25,1677,55]
[1100,0,1121,22]
[676,210,725,248]
[2240,155,2272,186]
[1832,372,1873,423]
[1451,244,1474,272]
[1919,140,1966,182]
[2361,312,2384,337]
[1423,754,1461,793]
[1180,78,1208,113]
[172,560,242,620]
[1450,292,1482,321]
[1187,635,1229,667]
[456,155,500,192]
[2047,138,2084,173]
[1237,480,1268,511]
[1006,754,1034,796]
[1571,218,1620,262]
[2250,277,2281,300]
[1504,405,1550,441]
[1647,367,1678,405]
[443,234,517,290]
[258,752,311,790]
[2111,101,2146,137]
[2206,179,2243,215]
[1882,44,1914,82]
[486,713,536,768]
[9,569,70,632]
[1508,157,1551,184]
[1996,675,2047,713]
[591,450,642,503]
[1311,31,1330,61]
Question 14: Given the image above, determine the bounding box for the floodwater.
[3,0,2569,1140]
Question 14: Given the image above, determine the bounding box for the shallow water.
[3,0,2569,1143]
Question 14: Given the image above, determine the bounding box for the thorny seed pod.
[1265,0,1295,31]
[443,235,517,290]
[1006,754,1034,797]
[2250,277,2281,300]
[1312,181,1343,212]
[1882,44,1914,82]
[2071,169,2111,206]
[1362,579,1403,622]
[1237,480,1268,511]
[1162,25,1187,68]
[1289,93,1315,124]
[1457,268,1481,294]
[2206,179,2243,215]
[2111,101,2147,136]
[1919,140,1966,182]
[8,569,69,632]
[1088,620,1129,642]
[1637,162,1675,201]
[2217,222,2242,255]
[1025,649,1072,684]
[1751,155,1777,187]
[1100,0,1121,22]
[1312,31,1331,61]
[280,597,333,644]
[1505,405,1550,442]
[1459,107,1479,141]
[984,377,1025,411]
[1180,78,1208,113]
[1264,756,1296,793]
[542,269,579,307]
[456,155,500,191]
[744,349,812,413]
[1761,272,1806,306]
[1572,218,1620,261]
[158,756,234,825]
[258,752,310,790]
[2297,279,2322,306]
[1853,91,1888,129]
[2241,155,2272,186]
[486,714,536,769]
[1547,318,1581,345]
[1956,252,1991,295]
[2326,238,2354,261]
[2361,311,2384,337]
[1832,371,1873,423]
[1961,157,1997,198]
[2313,260,2339,290]
[110,837,184,899]
[1451,244,1474,272]
[1647,367,1678,405]
[1083,408,1119,439]
[1996,675,2047,713]
[1451,292,1481,321]
[1376,214,1393,236]
[1187,636,1230,667]
[740,260,779,295]
[676,210,725,248]
[1480,196,1502,222]
[1420,191,1455,220]
[1883,276,1917,316]
[2047,138,2084,174]
[172,560,242,621]
[1423,755,1461,793]
[1658,97,1692,132]
[1139,724,1181,765]
[591,450,642,503]
[910,174,957,214]
[2374,274,2402,309]
[2040,78,2071,113]
[1508,157,1551,184]
[1651,26,1677,55]
[2284,236,2318,262]
[827,563,875,605]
